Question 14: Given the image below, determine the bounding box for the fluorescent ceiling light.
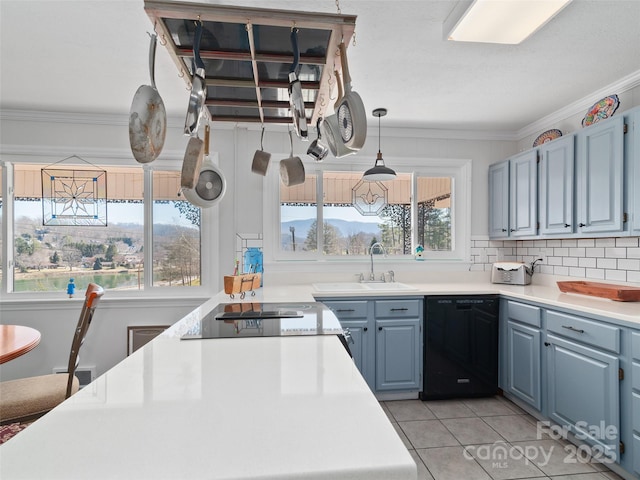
[446,0,572,44]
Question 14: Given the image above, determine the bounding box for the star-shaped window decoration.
[352,179,388,216]
[42,167,107,226]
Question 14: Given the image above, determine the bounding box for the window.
[268,160,470,263]
[3,162,205,295]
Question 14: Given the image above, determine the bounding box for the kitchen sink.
[363,282,417,291]
[312,282,369,292]
[312,282,417,292]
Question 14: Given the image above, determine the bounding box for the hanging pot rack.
[144,1,357,127]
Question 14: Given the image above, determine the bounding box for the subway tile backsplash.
[470,236,640,283]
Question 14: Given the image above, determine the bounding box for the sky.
[13,200,194,227]
[282,205,383,223]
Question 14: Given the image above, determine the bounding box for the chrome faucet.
[369,242,386,281]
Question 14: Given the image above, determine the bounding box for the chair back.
[65,283,104,398]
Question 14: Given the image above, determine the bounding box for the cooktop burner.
[180,302,343,340]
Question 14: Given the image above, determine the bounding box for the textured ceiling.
[1,0,639,132]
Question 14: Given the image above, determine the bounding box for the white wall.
[0,298,202,382]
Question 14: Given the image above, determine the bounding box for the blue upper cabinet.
[509,150,538,237]
[488,160,510,238]
[627,108,640,235]
[539,135,575,235]
[576,116,625,234]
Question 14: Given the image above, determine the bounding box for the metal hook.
[178,69,185,78]
[159,34,167,46]
[288,128,294,157]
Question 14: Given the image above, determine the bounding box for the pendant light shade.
[363,108,396,181]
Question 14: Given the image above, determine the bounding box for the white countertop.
[0,302,417,480]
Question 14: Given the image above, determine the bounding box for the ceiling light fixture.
[445,0,572,45]
[363,108,396,182]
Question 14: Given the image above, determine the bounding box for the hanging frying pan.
[181,125,207,189]
[321,70,356,158]
[129,33,167,164]
[336,41,367,150]
[177,20,224,73]
[182,160,226,209]
[288,27,308,141]
[184,21,207,136]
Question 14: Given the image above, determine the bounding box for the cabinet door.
[628,109,640,235]
[576,116,624,234]
[376,318,421,391]
[546,334,620,461]
[539,135,574,235]
[488,160,510,238]
[509,150,538,237]
[340,320,374,390]
[507,320,542,411]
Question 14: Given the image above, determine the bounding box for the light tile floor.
[380,396,626,480]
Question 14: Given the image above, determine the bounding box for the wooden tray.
[223,273,261,298]
[557,281,640,302]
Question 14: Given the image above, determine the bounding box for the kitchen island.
[0,298,417,480]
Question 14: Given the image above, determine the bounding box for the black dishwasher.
[421,296,499,400]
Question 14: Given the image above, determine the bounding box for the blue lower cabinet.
[506,320,542,411]
[319,297,423,395]
[546,333,620,463]
[376,318,421,391]
[340,319,374,389]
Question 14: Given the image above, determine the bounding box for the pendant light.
[363,108,396,181]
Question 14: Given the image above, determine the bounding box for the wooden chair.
[0,283,104,425]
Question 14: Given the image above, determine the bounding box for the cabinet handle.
[363,327,368,332]
[336,309,355,312]
[510,229,516,232]
[390,307,409,311]
[578,223,586,227]
[501,228,507,232]
[378,326,383,331]
[544,342,551,347]
[562,325,585,334]
[564,223,571,228]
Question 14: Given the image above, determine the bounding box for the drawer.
[546,310,620,353]
[321,301,368,319]
[506,300,541,328]
[375,299,421,318]
[633,331,640,362]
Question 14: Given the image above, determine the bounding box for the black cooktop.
[180,302,343,340]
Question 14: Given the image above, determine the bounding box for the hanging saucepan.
[336,41,367,150]
[184,20,207,136]
[129,33,167,164]
[183,130,226,209]
[181,125,207,189]
[288,27,308,141]
[307,118,329,161]
[279,129,305,187]
[251,126,271,175]
[321,70,356,158]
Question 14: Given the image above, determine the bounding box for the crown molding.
[516,69,640,139]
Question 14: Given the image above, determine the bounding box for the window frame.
[264,156,471,265]
[1,156,216,299]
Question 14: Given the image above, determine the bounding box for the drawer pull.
[390,307,409,311]
[363,327,368,332]
[336,309,355,312]
[562,325,585,334]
